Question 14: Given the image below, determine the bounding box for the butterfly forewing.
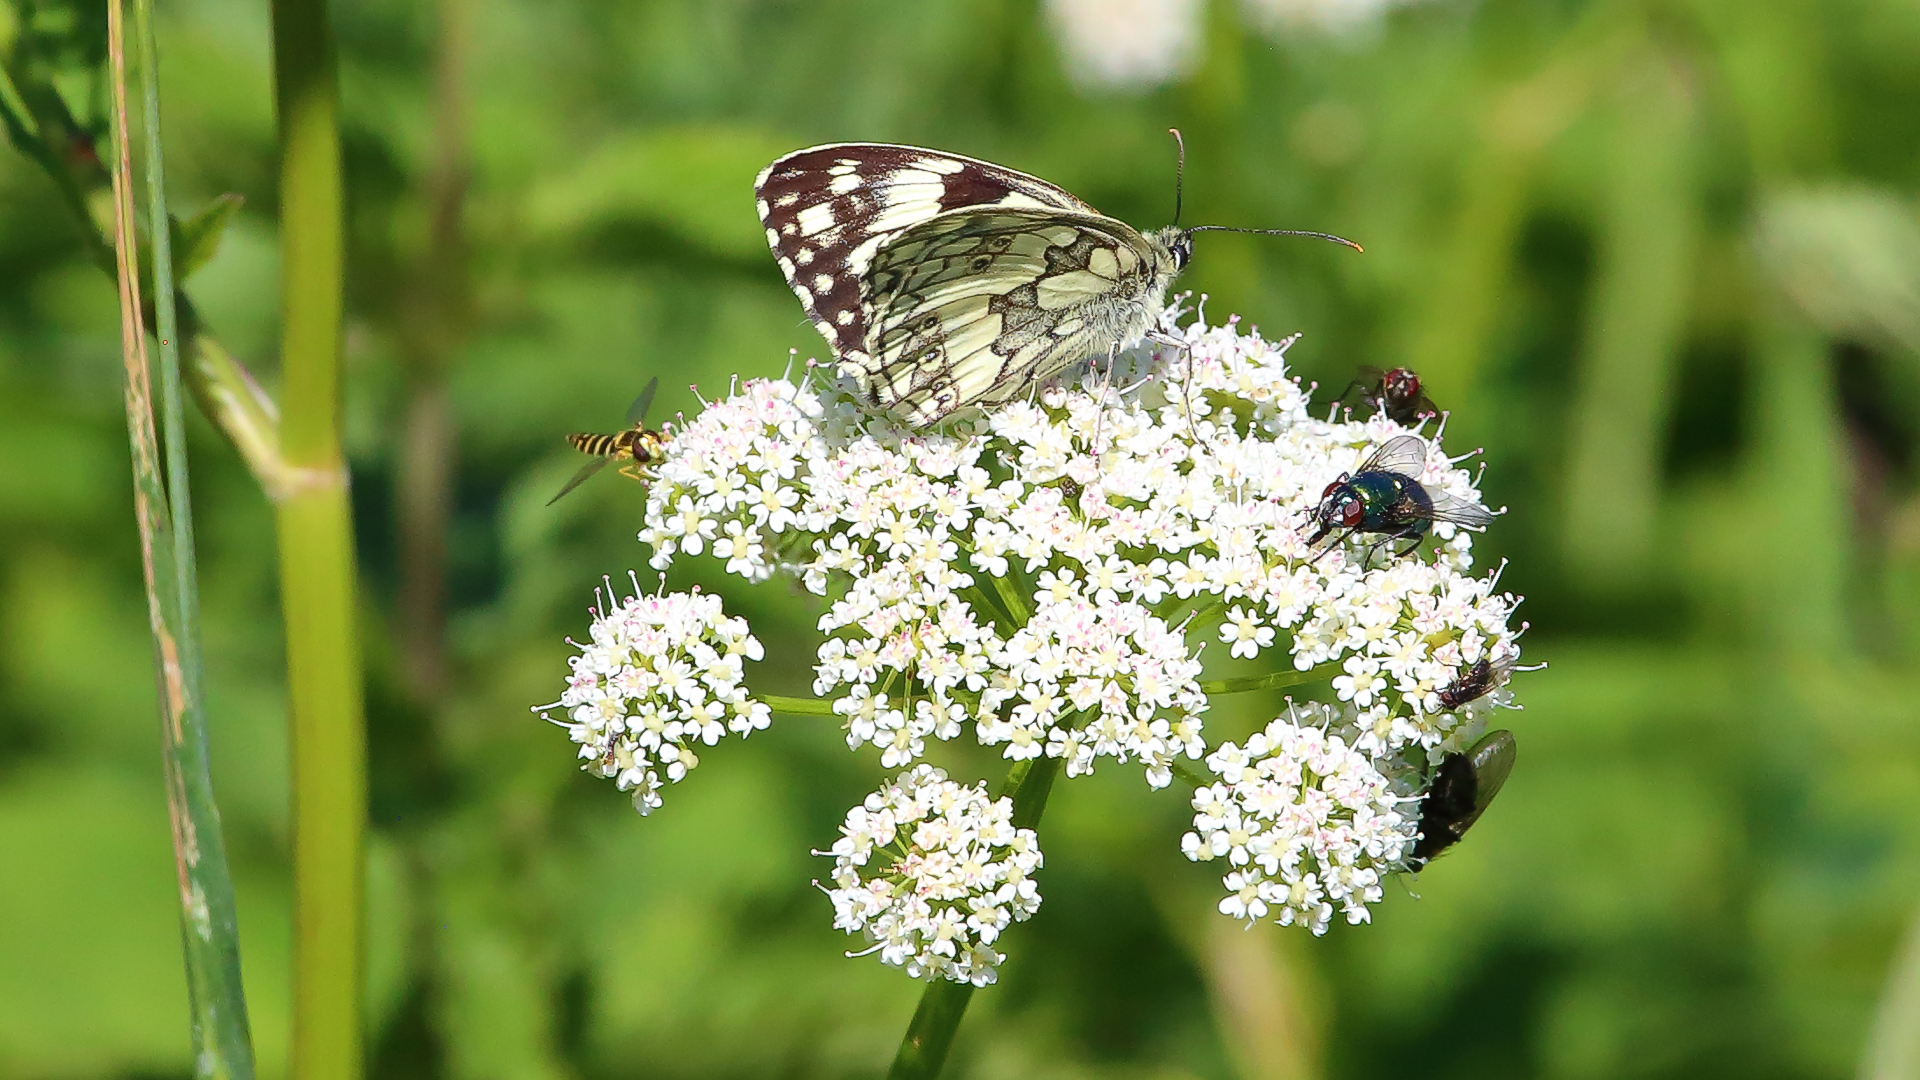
[756,144,1119,419]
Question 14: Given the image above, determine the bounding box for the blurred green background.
[5,0,1920,1077]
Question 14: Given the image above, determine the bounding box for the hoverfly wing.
[1421,487,1497,530]
[546,456,615,506]
[625,377,660,427]
[1355,433,1429,478]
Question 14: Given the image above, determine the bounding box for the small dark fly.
[547,377,671,505]
[1437,654,1544,711]
[1306,434,1495,561]
[1408,729,1516,869]
[1338,365,1439,424]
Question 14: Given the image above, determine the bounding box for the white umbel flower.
[821,765,1043,986]
[638,308,1521,778]
[1182,703,1416,934]
[534,577,770,815]
[542,304,1536,966]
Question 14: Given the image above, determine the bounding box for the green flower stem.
[1199,666,1327,696]
[761,693,837,717]
[886,753,1061,1080]
[1168,761,1212,789]
[986,570,1032,626]
[271,0,367,1077]
[0,54,292,493]
[105,0,256,1075]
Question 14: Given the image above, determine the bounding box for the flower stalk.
[270,0,367,1076]
[886,754,1060,1080]
[105,0,256,1073]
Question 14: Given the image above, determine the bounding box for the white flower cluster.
[534,581,769,814]
[1183,703,1415,934]
[821,764,1043,986]
[640,312,1517,766]
[546,307,1530,953]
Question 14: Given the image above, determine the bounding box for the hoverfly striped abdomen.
[567,432,626,458]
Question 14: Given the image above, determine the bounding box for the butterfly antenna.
[1188,225,1364,253]
[1168,128,1187,227]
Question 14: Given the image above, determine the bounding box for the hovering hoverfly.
[546,377,670,505]
[1437,654,1544,712]
[1338,365,1439,425]
[1409,729,1516,869]
[1305,434,1495,561]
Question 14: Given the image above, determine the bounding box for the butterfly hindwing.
[859,208,1164,423]
[755,143,1101,383]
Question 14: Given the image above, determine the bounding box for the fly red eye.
[1387,369,1419,396]
[1340,498,1365,527]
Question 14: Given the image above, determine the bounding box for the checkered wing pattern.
[756,146,1097,364]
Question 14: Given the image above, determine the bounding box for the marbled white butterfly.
[755,134,1359,426]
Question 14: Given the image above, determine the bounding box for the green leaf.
[168,192,244,282]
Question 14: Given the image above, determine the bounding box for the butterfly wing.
[858,207,1164,424]
[755,144,1099,372]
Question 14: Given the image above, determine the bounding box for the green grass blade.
[107,0,257,1075]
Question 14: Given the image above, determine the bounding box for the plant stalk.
[886,753,1061,1080]
[108,0,256,1074]
[270,0,367,1076]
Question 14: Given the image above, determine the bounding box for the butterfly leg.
[1145,333,1204,451]
[1090,341,1121,456]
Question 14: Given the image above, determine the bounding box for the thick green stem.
[107,0,256,1074]
[886,753,1061,1080]
[271,0,366,1077]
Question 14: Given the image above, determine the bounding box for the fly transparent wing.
[1422,487,1496,529]
[1354,433,1429,478]
[624,377,659,427]
[546,457,614,506]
